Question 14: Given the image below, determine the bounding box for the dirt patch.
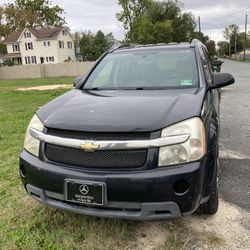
[16,84,72,91]
[134,199,250,250]
[134,222,167,250]
[219,144,250,160]
[186,200,250,249]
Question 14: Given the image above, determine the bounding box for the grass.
[0,77,74,91]
[0,80,136,249]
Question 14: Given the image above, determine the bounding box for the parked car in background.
[20,40,234,220]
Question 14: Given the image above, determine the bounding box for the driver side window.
[200,47,212,83]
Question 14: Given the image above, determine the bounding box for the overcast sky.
[1,0,249,42]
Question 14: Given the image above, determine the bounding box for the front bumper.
[20,150,212,220]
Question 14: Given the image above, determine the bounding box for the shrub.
[3,59,15,66]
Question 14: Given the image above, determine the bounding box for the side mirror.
[73,76,84,88]
[210,73,235,89]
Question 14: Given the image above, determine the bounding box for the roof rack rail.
[190,39,201,48]
[109,42,130,52]
[168,42,179,45]
[109,42,141,52]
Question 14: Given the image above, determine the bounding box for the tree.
[116,0,152,41]
[79,32,95,61]
[105,33,116,47]
[172,12,197,42]
[224,24,239,41]
[224,24,240,55]
[117,0,197,44]
[217,41,230,57]
[132,16,173,44]
[192,31,209,44]
[94,31,109,58]
[0,6,10,38]
[0,43,7,54]
[78,31,112,61]
[0,0,66,36]
[205,40,216,57]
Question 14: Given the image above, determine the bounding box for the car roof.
[111,39,202,53]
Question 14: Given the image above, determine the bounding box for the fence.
[0,62,95,80]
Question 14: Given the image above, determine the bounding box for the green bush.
[3,59,15,66]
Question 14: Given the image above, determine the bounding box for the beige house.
[3,27,75,65]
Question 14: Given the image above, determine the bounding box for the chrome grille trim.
[30,127,190,151]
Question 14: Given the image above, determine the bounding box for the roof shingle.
[4,27,65,43]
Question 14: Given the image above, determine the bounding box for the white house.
[3,27,75,65]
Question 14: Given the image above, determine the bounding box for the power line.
[201,7,250,23]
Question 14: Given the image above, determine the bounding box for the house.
[3,27,75,65]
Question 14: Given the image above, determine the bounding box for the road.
[219,59,250,211]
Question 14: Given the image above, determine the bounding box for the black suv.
[20,40,234,220]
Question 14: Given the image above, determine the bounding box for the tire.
[196,159,219,215]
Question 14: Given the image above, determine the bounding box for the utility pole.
[198,16,201,40]
[235,27,237,60]
[244,14,248,61]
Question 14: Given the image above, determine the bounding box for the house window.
[31,56,37,64]
[67,41,73,49]
[25,56,30,64]
[25,56,37,64]
[25,42,33,50]
[46,56,54,63]
[43,41,51,47]
[12,44,20,52]
[24,32,31,39]
[59,41,64,49]
[62,30,66,36]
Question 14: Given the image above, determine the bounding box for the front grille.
[47,128,150,141]
[45,144,147,169]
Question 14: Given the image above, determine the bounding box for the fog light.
[173,180,189,195]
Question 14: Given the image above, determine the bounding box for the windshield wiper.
[84,87,101,90]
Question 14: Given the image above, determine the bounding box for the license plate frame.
[64,179,106,206]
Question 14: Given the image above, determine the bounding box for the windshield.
[83,49,198,90]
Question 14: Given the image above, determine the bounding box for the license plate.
[65,180,105,206]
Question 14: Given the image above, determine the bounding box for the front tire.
[197,159,219,215]
[198,181,219,215]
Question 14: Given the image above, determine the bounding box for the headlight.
[24,114,44,157]
[159,117,206,166]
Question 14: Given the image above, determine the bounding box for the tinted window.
[83,49,199,90]
[200,47,212,83]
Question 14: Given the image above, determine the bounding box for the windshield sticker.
[181,80,193,86]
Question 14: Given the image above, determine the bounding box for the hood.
[37,88,206,132]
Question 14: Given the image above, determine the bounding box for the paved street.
[219,59,250,211]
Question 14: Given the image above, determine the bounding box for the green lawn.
[0,81,136,250]
[0,77,74,91]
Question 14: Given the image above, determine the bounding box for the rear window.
[83,49,198,90]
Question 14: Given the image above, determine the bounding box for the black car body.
[20,40,234,220]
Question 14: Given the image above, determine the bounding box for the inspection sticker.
[181,80,193,86]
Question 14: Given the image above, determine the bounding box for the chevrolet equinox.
[20,40,235,220]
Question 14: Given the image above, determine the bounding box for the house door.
[40,57,44,64]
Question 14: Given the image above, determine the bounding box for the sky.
[0,0,249,42]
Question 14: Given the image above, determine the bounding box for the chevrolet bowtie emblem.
[80,142,100,152]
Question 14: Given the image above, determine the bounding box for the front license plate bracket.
[64,180,106,206]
